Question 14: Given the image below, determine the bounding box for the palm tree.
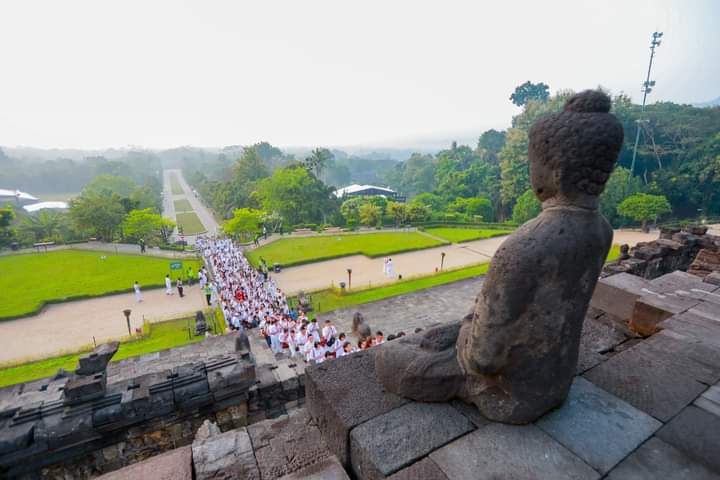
[304,148,333,179]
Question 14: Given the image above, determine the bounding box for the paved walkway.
[162,169,220,244]
[270,229,659,295]
[0,287,207,365]
[0,241,197,259]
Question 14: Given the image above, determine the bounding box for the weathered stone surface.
[695,383,720,418]
[63,372,107,404]
[591,273,651,322]
[350,402,474,479]
[606,437,720,480]
[76,341,119,376]
[657,405,720,472]
[688,249,720,279]
[576,312,632,374]
[95,445,192,480]
[706,271,720,286]
[253,409,333,479]
[429,423,600,480]
[374,91,623,425]
[278,456,350,480]
[192,425,259,480]
[630,293,699,336]
[387,458,448,480]
[659,311,720,349]
[584,334,709,421]
[305,349,407,466]
[536,377,661,473]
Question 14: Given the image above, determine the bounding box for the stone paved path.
[163,169,220,244]
[318,276,484,338]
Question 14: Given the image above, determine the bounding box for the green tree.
[449,197,494,222]
[17,210,70,244]
[387,201,408,226]
[617,193,672,232]
[477,129,506,164]
[509,81,550,107]
[0,205,16,247]
[70,194,126,241]
[121,208,175,244]
[359,203,381,227]
[224,208,266,240]
[511,189,542,224]
[254,165,337,226]
[406,203,431,223]
[304,148,334,179]
[599,167,643,226]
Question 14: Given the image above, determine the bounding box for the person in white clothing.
[165,274,173,295]
[386,258,394,278]
[303,337,315,362]
[311,341,326,363]
[133,281,142,303]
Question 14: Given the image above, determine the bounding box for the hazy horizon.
[1,0,718,150]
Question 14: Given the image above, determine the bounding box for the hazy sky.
[0,0,717,149]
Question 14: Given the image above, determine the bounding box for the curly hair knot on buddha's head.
[528,90,624,201]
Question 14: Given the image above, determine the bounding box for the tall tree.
[304,148,334,179]
[617,193,672,232]
[70,195,126,241]
[509,81,550,107]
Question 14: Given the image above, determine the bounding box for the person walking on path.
[177,278,184,298]
[165,274,174,295]
[133,281,142,303]
[203,282,212,306]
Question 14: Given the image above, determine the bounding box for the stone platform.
[306,270,720,479]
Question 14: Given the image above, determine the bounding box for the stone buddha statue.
[376,90,624,424]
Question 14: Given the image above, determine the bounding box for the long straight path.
[162,169,220,244]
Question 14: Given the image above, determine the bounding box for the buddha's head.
[528,90,624,206]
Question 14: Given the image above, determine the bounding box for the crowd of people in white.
[197,237,392,364]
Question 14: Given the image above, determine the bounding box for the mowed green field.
[174,198,193,212]
[170,174,184,194]
[425,227,514,243]
[176,212,206,235]
[245,232,446,267]
[0,251,202,319]
[0,317,207,387]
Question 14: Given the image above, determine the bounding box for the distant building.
[0,189,39,206]
[23,201,69,213]
[333,184,405,202]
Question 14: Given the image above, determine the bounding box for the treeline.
[0,158,170,248]
[385,85,720,227]
[0,150,162,195]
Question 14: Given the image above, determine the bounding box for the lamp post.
[347,268,352,290]
[123,309,132,336]
[440,252,446,271]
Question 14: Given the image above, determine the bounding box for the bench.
[33,241,55,252]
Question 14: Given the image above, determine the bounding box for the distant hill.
[692,96,720,108]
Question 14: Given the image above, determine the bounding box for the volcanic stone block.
[705,272,720,286]
[584,336,708,421]
[657,406,720,472]
[606,437,720,480]
[191,426,259,480]
[305,349,408,466]
[648,270,717,294]
[387,458,448,480]
[429,423,599,480]
[76,342,119,376]
[659,311,720,349]
[278,455,350,480]
[536,377,661,473]
[253,410,332,478]
[630,293,700,336]
[694,383,720,418]
[349,402,474,479]
[591,273,651,322]
[0,422,34,455]
[96,445,193,480]
[63,372,107,405]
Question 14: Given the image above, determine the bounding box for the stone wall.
[603,225,719,280]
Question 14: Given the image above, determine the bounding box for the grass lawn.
[246,232,446,267]
[425,227,514,243]
[0,251,202,319]
[170,174,184,195]
[176,212,207,235]
[0,317,210,388]
[606,244,621,262]
[174,198,193,212]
